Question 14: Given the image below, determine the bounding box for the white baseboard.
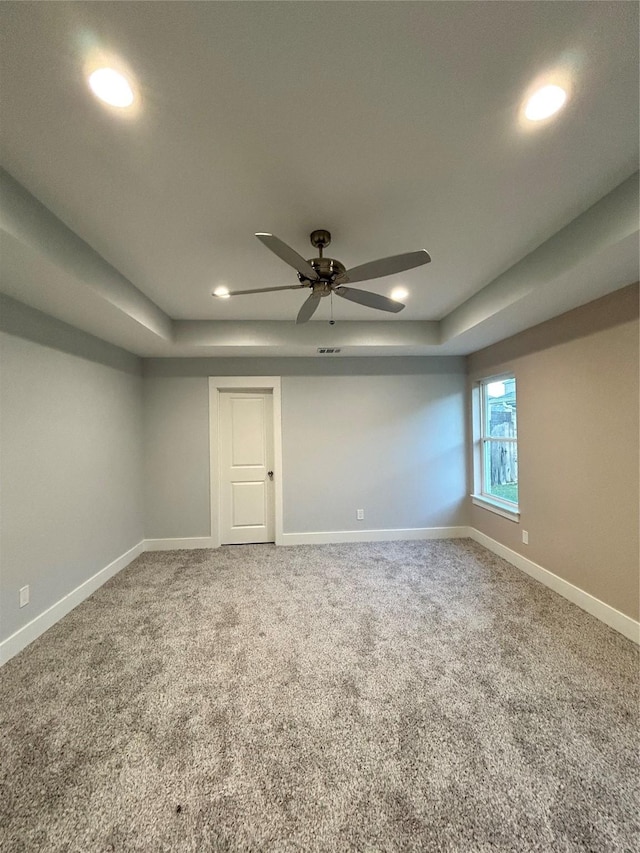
[144,537,215,551]
[145,529,471,549]
[280,526,471,546]
[469,528,640,645]
[0,541,145,666]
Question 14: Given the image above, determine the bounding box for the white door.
[219,390,275,545]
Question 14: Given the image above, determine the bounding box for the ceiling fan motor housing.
[298,257,346,286]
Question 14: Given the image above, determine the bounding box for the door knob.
[267,471,274,480]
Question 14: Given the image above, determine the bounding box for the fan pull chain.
[329,290,335,325]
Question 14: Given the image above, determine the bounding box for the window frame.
[472,373,520,521]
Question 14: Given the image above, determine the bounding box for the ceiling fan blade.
[339,249,431,285]
[256,233,319,281]
[215,284,308,297]
[296,292,322,324]
[334,286,405,313]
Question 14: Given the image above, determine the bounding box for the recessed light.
[391,286,408,302]
[524,84,567,121]
[88,67,135,108]
[214,287,230,299]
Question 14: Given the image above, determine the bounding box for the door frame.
[208,377,284,548]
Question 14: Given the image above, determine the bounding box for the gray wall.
[467,284,639,620]
[143,378,211,538]
[0,297,144,642]
[283,374,467,532]
[142,358,468,538]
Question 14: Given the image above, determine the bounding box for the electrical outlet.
[522,530,529,545]
[356,509,364,520]
[19,585,29,608]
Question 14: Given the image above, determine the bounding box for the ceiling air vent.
[317,347,341,355]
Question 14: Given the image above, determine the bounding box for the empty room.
[0,2,638,851]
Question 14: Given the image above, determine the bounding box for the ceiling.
[0,1,638,358]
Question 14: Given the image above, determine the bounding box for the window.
[473,374,519,519]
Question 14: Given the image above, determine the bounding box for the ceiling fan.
[213,230,431,324]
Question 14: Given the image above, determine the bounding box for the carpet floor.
[0,540,638,852]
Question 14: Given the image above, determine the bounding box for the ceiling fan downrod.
[309,229,331,259]
[302,230,347,286]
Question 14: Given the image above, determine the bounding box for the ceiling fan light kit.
[214,230,431,324]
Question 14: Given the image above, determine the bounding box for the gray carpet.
[0,540,638,852]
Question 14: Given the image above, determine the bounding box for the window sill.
[471,494,520,522]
